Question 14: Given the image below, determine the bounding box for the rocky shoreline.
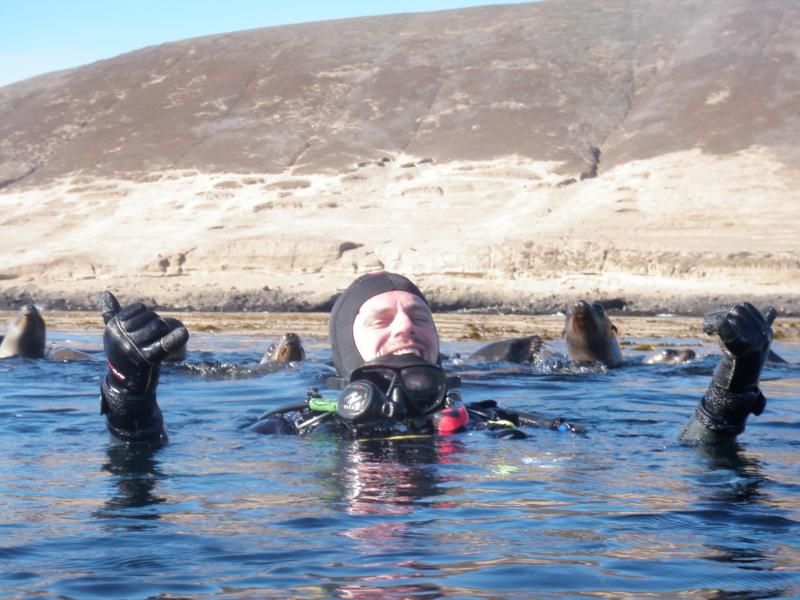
[2,283,797,316]
[5,308,800,344]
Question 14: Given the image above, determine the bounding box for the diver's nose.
[390,306,415,337]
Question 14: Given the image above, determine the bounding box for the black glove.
[695,303,773,436]
[99,291,188,396]
[98,291,188,442]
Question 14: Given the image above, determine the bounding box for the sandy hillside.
[0,0,798,314]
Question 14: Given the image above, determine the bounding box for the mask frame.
[348,355,448,417]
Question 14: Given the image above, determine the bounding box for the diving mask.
[348,355,448,417]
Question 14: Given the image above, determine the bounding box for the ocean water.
[0,329,798,599]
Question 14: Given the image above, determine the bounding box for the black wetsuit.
[245,387,583,439]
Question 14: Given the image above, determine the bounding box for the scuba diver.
[97,272,774,445]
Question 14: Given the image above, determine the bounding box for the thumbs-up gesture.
[98,291,189,397]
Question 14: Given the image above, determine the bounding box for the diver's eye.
[406,309,433,325]
[364,315,392,328]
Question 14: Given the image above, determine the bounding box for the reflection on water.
[328,438,460,515]
[0,332,798,598]
[96,444,166,527]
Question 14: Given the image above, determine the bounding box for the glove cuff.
[101,376,166,443]
[694,386,766,437]
[713,353,761,393]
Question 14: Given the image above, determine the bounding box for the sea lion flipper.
[98,291,122,324]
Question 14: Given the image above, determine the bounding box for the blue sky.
[0,1,537,87]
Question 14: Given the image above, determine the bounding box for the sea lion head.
[564,300,612,334]
[0,304,46,359]
[265,332,305,363]
[563,300,622,366]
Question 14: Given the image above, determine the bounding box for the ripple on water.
[0,335,799,598]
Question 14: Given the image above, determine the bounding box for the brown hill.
[3,0,797,187]
[0,0,798,314]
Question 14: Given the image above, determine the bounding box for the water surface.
[1,330,798,599]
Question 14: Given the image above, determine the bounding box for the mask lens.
[349,359,448,418]
[400,366,447,413]
[352,367,396,391]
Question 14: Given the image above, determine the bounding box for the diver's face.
[352,291,439,364]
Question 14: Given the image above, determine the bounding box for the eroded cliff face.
[1,0,799,312]
[1,145,798,313]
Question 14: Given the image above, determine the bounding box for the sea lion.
[468,335,543,363]
[48,347,96,361]
[643,348,697,365]
[260,333,305,364]
[0,304,46,359]
[563,300,623,368]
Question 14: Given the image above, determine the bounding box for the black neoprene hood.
[329,272,430,378]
